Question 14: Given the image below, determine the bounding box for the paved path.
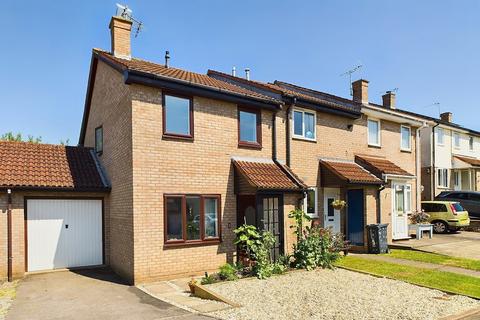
[7,268,213,320]
[351,254,480,277]
[393,231,480,260]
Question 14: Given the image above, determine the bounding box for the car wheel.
[433,221,449,234]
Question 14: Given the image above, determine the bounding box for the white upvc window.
[367,118,381,146]
[469,136,474,151]
[400,125,411,151]
[394,183,412,213]
[304,187,318,217]
[453,132,461,149]
[292,108,316,141]
[437,127,444,145]
[437,168,449,188]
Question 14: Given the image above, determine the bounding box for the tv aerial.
[340,64,363,96]
[116,4,143,37]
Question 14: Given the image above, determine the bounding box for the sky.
[2,1,479,144]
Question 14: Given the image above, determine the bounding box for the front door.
[392,183,411,240]
[347,189,364,246]
[324,188,341,233]
[257,194,284,261]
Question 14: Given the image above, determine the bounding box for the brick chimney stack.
[440,112,453,123]
[382,91,396,109]
[109,16,133,59]
[352,79,369,105]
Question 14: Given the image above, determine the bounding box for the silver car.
[435,191,480,218]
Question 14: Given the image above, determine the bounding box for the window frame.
[164,194,221,246]
[367,118,381,147]
[237,106,262,149]
[453,132,461,149]
[162,92,194,140]
[436,127,445,146]
[469,136,474,151]
[304,187,318,218]
[437,168,449,188]
[292,108,317,141]
[95,126,103,155]
[400,125,411,151]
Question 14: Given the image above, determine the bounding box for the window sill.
[292,136,317,143]
[238,142,262,150]
[164,239,221,249]
[368,144,381,149]
[162,133,194,142]
[400,149,412,153]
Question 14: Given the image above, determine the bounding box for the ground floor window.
[437,168,449,188]
[304,187,317,217]
[164,194,221,244]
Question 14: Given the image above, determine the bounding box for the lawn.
[335,256,480,299]
[385,249,480,271]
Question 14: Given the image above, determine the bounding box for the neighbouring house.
[208,72,428,244]
[0,141,110,281]
[420,112,480,199]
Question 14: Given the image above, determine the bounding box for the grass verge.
[385,249,480,271]
[335,256,480,299]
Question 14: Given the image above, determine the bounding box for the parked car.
[421,201,470,233]
[435,191,480,218]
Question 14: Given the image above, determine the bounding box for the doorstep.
[137,277,233,314]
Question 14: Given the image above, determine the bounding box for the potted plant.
[188,278,197,294]
[331,199,347,210]
[409,210,430,225]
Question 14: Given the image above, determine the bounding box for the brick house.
[1,14,433,284]
[420,111,480,199]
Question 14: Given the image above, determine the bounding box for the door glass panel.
[395,185,405,212]
[186,197,200,240]
[327,198,334,216]
[245,206,256,225]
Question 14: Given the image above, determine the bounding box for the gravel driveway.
[206,269,479,320]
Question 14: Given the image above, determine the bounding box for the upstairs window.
[293,109,316,140]
[238,107,261,148]
[437,168,449,188]
[469,136,474,151]
[163,94,193,139]
[400,125,411,151]
[453,132,460,148]
[95,126,103,154]
[437,127,444,145]
[368,119,381,146]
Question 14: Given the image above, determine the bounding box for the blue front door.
[347,189,365,246]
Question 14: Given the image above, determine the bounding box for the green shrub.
[271,262,286,275]
[218,263,239,281]
[201,274,218,285]
[233,224,262,260]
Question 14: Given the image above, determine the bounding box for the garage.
[26,199,104,272]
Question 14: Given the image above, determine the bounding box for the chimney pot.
[352,79,369,104]
[440,112,453,123]
[245,68,250,80]
[109,16,133,59]
[382,91,396,109]
[232,66,236,77]
[165,51,170,68]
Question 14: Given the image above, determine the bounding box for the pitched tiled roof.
[454,155,480,167]
[233,159,306,191]
[355,155,413,177]
[94,49,279,104]
[320,159,382,185]
[0,141,109,190]
[207,70,361,116]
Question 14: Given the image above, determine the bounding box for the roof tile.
[320,159,383,184]
[355,155,413,177]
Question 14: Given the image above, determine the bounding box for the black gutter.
[272,110,277,161]
[285,98,296,167]
[124,70,281,111]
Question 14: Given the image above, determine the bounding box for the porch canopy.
[319,158,383,187]
[355,155,414,180]
[453,155,480,169]
[233,158,307,193]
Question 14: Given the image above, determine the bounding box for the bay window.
[293,109,316,140]
[165,194,221,244]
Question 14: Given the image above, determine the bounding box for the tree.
[0,132,42,143]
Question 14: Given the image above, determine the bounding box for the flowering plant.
[409,210,430,224]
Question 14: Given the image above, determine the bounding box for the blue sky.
[2,1,479,144]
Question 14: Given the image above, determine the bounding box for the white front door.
[392,183,411,240]
[27,199,103,272]
[324,188,341,233]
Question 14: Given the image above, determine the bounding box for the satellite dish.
[116,3,133,20]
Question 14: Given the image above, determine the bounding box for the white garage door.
[27,199,103,272]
